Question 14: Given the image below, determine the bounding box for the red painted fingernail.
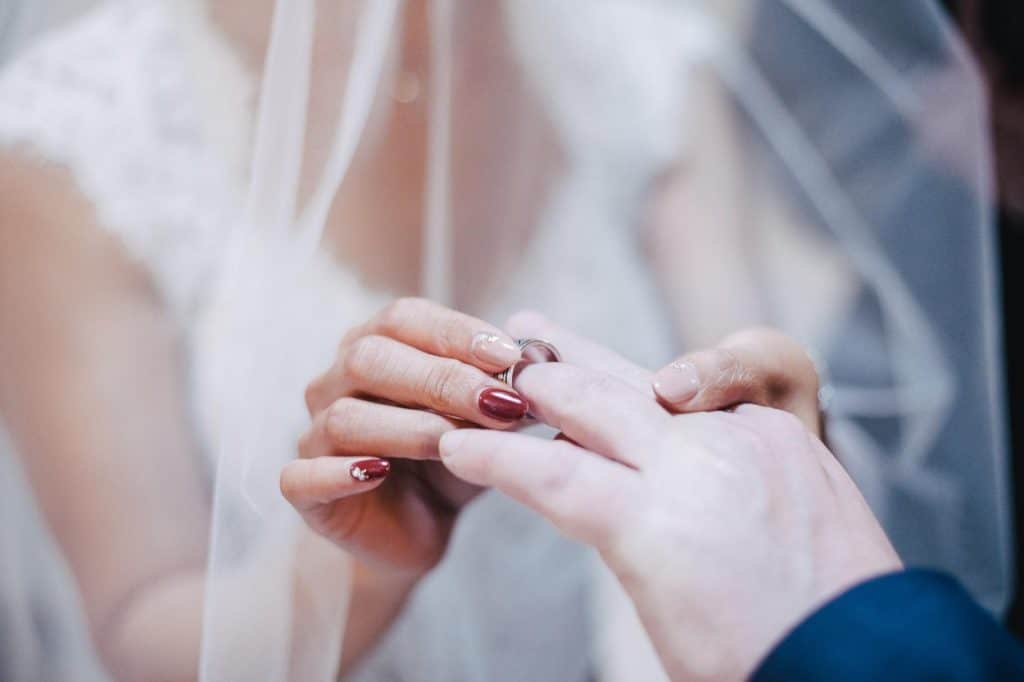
[478,387,529,422]
[350,459,391,482]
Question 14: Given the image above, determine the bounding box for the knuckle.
[325,398,362,446]
[279,465,301,503]
[379,297,423,333]
[710,348,762,402]
[304,378,325,414]
[726,327,820,394]
[343,335,386,383]
[433,315,464,355]
[338,324,365,350]
[422,358,465,408]
[709,347,743,382]
[296,430,314,458]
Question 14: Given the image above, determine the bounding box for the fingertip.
[470,330,521,369]
[349,458,391,483]
[478,386,530,424]
[652,360,701,406]
[280,457,389,512]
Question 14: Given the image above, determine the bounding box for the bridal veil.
[0,1,1009,679]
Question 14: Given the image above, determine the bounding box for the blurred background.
[0,0,94,61]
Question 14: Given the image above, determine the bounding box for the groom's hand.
[506,312,821,436]
[652,328,822,436]
[439,361,899,681]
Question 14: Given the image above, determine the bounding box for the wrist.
[352,559,421,597]
[339,561,422,674]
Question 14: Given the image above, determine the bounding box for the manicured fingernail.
[350,459,391,482]
[471,332,521,368]
[478,387,529,422]
[653,361,701,404]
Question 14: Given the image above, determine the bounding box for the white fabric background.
[1,0,96,62]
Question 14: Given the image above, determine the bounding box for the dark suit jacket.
[753,570,1024,681]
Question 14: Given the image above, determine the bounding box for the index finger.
[439,429,639,548]
[363,298,521,373]
[505,310,653,392]
[514,363,670,469]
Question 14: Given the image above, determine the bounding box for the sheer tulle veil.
[199,0,1009,677]
[0,0,1009,680]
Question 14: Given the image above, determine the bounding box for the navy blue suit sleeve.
[753,569,1024,681]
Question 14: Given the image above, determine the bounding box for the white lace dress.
[0,2,685,680]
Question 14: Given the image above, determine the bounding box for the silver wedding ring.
[496,338,562,386]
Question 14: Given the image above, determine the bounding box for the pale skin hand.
[285,308,825,671]
[288,310,819,576]
[282,298,529,575]
[440,321,901,682]
[651,327,822,436]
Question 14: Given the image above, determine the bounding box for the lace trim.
[0,1,237,321]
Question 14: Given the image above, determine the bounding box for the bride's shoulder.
[0,1,236,319]
[0,1,171,119]
[0,1,203,169]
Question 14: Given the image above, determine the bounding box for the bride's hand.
[438,362,900,681]
[280,298,527,575]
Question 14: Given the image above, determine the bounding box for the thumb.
[652,328,821,435]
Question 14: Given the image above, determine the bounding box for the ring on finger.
[495,339,562,386]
